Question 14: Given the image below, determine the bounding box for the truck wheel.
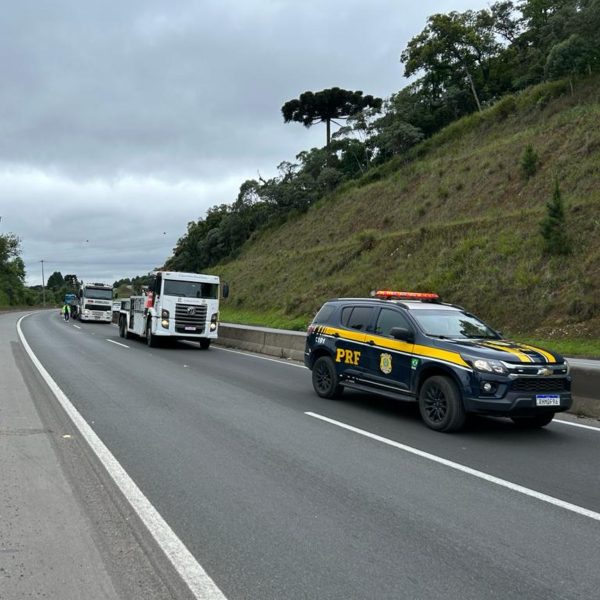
[199,338,211,349]
[312,356,343,399]
[419,376,466,432]
[119,316,130,339]
[146,321,158,348]
[511,413,554,428]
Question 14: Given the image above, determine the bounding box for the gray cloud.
[0,0,485,285]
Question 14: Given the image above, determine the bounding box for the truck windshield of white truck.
[86,288,113,300]
[163,280,218,299]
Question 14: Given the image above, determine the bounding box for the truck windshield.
[85,288,113,300]
[163,280,218,299]
[410,309,499,340]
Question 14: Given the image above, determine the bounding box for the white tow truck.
[77,283,114,323]
[118,271,228,348]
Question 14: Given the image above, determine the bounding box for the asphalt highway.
[18,310,600,599]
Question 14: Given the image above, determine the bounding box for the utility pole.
[40,260,46,307]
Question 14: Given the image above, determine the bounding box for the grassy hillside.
[214,77,600,342]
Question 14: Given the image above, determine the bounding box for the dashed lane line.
[106,339,129,349]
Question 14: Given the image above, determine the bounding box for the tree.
[64,274,80,291]
[521,144,539,178]
[540,179,570,255]
[47,271,65,290]
[0,233,29,306]
[401,10,503,113]
[545,34,596,91]
[282,87,382,147]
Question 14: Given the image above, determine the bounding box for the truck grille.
[511,378,569,393]
[84,304,111,312]
[175,303,207,333]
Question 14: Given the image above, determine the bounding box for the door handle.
[367,340,375,345]
[333,332,339,338]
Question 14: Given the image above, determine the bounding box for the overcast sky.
[0,0,484,286]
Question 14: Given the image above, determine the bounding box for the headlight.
[464,356,508,375]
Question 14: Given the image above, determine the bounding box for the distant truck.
[118,271,228,348]
[64,292,79,319]
[77,283,114,323]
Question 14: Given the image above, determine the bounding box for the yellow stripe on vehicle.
[517,343,556,363]
[413,344,471,368]
[365,334,413,354]
[320,326,366,343]
[323,328,470,369]
[480,341,532,363]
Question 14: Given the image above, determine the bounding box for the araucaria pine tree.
[540,180,570,255]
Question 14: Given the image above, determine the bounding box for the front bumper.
[464,391,572,416]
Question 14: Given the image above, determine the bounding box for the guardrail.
[218,323,600,419]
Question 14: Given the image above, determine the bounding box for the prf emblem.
[335,348,361,366]
[380,353,392,374]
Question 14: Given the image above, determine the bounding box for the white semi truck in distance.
[77,283,114,323]
[118,271,228,348]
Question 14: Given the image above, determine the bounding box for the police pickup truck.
[304,291,571,432]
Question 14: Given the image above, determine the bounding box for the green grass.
[511,337,600,359]
[220,307,310,331]
[211,74,600,342]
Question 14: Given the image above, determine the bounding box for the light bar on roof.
[373,290,440,301]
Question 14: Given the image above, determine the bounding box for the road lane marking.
[73,325,81,329]
[214,346,306,368]
[18,315,227,600]
[106,339,129,349]
[305,411,600,522]
[553,418,600,432]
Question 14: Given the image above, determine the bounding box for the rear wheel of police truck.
[312,356,343,399]
[418,375,466,432]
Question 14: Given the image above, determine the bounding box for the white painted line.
[305,411,600,523]
[106,339,129,349]
[18,315,227,600]
[73,325,81,330]
[552,418,600,432]
[214,346,306,369]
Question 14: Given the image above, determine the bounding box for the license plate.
[184,326,196,331]
[536,394,560,406]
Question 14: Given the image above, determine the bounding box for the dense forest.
[164,0,600,274]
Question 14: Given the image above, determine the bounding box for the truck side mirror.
[222,283,229,299]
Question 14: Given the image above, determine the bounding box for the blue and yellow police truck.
[304,291,572,432]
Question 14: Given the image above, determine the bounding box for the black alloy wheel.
[312,356,343,399]
[418,375,466,432]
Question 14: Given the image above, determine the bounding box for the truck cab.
[78,283,114,323]
[118,271,228,348]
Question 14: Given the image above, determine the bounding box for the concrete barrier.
[570,368,600,418]
[218,323,600,419]
[218,323,306,362]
